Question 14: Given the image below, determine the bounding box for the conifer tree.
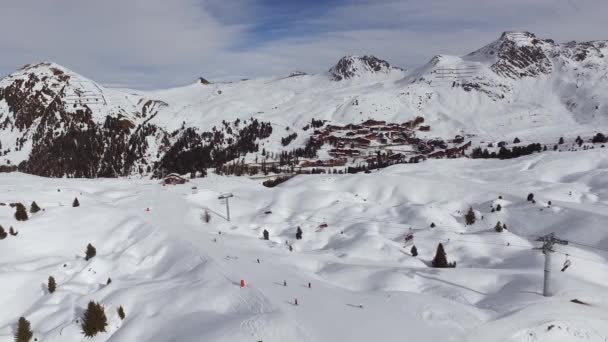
[73,197,80,207]
[465,207,476,225]
[527,193,534,202]
[85,243,96,261]
[432,243,448,268]
[410,245,418,257]
[15,203,28,221]
[48,276,56,293]
[117,306,125,320]
[496,204,502,211]
[494,221,504,233]
[295,227,302,240]
[81,301,107,337]
[430,222,436,228]
[263,229,269,240]
[0,226,6,240]
[106,278,112,285]
[558,137,564,144]
[30,202,41,214]
[14,317,33,342]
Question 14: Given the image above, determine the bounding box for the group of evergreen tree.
[155,118,273,177]
[0,225,18,240]
[281,133,298,146]
[295,227,303,240]
[592,133,607,144]
[409,244,456,268]
[494,221,507,232]
[471,143,543,160]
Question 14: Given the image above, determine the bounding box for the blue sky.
[0,0,606,88]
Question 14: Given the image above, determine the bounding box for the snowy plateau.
[0,31,608,342]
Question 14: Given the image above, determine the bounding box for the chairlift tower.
[535,233,568,297]
[218,193,234,221]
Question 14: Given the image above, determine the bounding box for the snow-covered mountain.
[1,31,607,177]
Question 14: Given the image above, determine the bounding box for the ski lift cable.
[553,251,605,265]
[566,240,608,253]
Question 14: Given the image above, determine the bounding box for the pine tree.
[410,245,418,257]
[106,278,112,285]
[432,243,448,268]
[263,229,269,240]
[15,203,28,221]
[527,193,534,202]
[117,306,125,320]
[73,197,80,207]
[85,243,96,261]
[81,301,107,337]
[14,317,33,342]
[0,226,6,240]
[496,204,502,211]
[494,221,504,233]
[558,137,564,144]
[295,227,302,240]
[9,227,17,236]
[430,222,436,228]
[513,137,520,144]
[465,207,476,225]
[30,201,40,214]
[48,276,56,293]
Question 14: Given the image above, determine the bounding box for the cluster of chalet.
[304,117,471,167]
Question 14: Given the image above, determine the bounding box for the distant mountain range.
[0,31,607,177]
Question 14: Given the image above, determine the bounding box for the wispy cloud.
[0,0,606,88]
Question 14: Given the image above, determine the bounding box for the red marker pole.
[240,279,245,288]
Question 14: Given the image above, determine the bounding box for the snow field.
[1,149,608,341]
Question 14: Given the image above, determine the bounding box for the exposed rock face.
[467,31,553,79]
[329,55,394,81]
[0,63,272,178]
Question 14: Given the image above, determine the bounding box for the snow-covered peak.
[464,31,553,78]
[328,55,397,81]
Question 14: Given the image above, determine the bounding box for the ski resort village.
[1,1,608,340]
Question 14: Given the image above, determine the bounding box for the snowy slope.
[1,148,608,341]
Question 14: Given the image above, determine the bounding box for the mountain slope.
[0,32,607,177]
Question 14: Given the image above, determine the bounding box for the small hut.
[163,173,187,185]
